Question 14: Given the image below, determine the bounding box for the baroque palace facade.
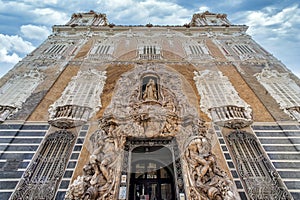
[0,10,299,200]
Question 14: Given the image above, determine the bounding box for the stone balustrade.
[210,105,253,128]
[139,54,161,60]
[48,104,92,128]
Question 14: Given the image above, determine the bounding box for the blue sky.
[0,0,299,78]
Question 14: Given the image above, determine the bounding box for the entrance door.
[129,146,175,200]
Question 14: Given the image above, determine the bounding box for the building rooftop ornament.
[190,11,231,26]
[66,10,108,26]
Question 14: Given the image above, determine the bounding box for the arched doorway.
[129,146,175,200]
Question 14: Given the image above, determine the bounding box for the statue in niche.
[185,136,234,200]
[143,78,158,101]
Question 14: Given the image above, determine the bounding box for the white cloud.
[234,4,300,38]
[21,24,51,40]
[32,8,69,25]
[0,34,35,77]
[97,0,192,25]
[0,48,21,63]
[23,0,58,4]
[0,34,35,55]
[198,6,210,13]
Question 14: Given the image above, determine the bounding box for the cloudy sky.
[0,0,299,78]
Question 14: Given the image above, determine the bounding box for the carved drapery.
[256,68,300,122]
[49,69,106,128]
[10,130,76,200]
[66,64,235,200]
[194,70,252,128]
[226,131,292,199]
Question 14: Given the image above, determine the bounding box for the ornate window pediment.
[194,70,252,128]
[256,68,300,122]
[0,69,43,122]
[48,69,106,128]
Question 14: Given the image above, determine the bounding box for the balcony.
[48,104,92,128]
[209,105,253,128]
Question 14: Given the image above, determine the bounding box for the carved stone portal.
[66,64,235,200]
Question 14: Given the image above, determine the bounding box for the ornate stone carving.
[66,64,235,200]
[256,68,300,122]
[194,70,253,128]
[10,130,76,200]
[190,11,231,26]
[49,69,106,128]
[0,69,43,122]
[226,131,293,199]
[182,119,235,200]
[66,118,124,200]
[66,11,108,26]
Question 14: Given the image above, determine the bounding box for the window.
[256,68,300,121]
[0,70,42,122]
[194,70,252,128]
[184,41,211,60]
[10,130,76,200]
[49,69,107,128]
[89,43,114,60]
[138,45,161,60]
[226,131,292,199]
[45,44,67,55]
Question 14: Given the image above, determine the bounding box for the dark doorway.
[129,146,175,200]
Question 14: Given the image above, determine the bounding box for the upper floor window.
[138,45,161,60]
[0,69,42,109]
[50,69,107,112]
[256,68,300,121]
